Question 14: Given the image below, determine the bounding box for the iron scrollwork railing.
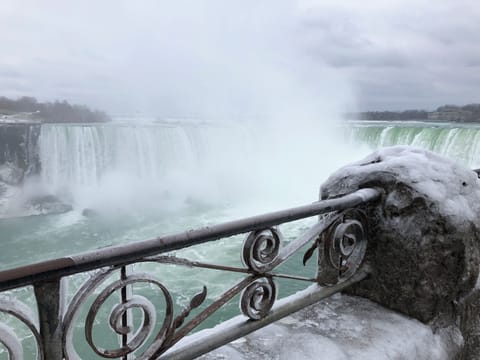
[0,188,381,359]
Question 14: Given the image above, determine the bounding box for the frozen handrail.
[0,187,381,359]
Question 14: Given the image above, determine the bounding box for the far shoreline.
[344,103,480,123]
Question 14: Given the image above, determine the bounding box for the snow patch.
[322,145,480,225]
[187,294,459,359]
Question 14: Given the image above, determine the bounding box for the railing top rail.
[0,188,381,291]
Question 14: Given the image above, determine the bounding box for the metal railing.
[0,188,381,359]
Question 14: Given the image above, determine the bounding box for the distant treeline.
[0,96,110,123]
[346,104,480,122]
[345,110,429,121]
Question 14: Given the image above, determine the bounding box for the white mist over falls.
[32,10,359,215]
[36,121,480,218]
[27,1,360,217]
[36,119,356,216]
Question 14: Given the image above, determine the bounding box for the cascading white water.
[38,122,255,210]
[346,122,480,167]
[38,120,480,215]
[39,121,480,213]
[40,124,192,189]
[37,117,366,215]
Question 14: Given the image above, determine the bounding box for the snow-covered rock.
[321,146,480,323]
[321,146,480,358]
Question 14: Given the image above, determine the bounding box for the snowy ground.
[198,294,460,360]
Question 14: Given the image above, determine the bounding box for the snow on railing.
[0,188,380,359]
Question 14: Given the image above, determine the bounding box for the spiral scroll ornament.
[317,209,368,285]
[303,209,368,285]
[240,277,277,320]
[85,275,173,359]
[63,267,207,359]
[242,228,281,273]
[0,298,44,360]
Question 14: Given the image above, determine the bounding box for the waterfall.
[36,120,480,212]
[346,123,480,167]
[38,122,253,209]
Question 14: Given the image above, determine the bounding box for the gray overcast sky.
[0,0,479,116]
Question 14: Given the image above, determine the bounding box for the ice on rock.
[200,294,459,360]
[321,146,480,324]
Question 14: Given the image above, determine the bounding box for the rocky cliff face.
[0,123,71,218]
[0,123,41,183]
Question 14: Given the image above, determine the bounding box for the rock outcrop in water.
[321,146,480,359]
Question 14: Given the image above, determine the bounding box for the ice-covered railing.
[0,188,380,359]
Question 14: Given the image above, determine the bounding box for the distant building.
[428,105,473,122]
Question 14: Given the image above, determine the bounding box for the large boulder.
[320,146,480,324]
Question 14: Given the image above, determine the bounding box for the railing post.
[34,278,64,359]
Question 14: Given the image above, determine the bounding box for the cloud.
[298,0,480,109]
[0,0,478,114]
[0,1,349,116]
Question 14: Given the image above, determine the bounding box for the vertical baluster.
[34,278,64,360]
[120,266,132,360]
